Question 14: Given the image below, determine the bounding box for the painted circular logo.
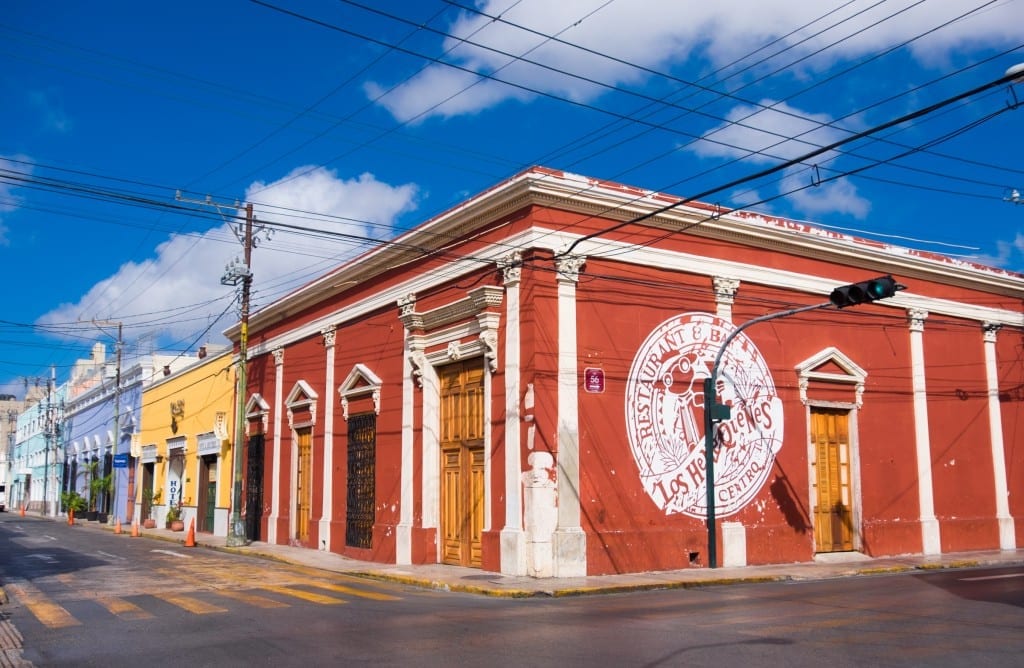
[625,312,783,518]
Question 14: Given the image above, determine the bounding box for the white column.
[500,252,526,576]
[267,348,284,544]
[713,276,739,323]
[908,309,941,555]
[319,326,337,551]
[553,255,586,577]
[397,328,414,565]
[983,322,1016,550]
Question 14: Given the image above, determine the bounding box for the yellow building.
[136,348,235,534]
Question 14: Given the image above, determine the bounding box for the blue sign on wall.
[113,453,129,468]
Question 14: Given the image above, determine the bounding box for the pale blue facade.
[11,380,68,515]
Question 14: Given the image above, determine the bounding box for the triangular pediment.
[286,380,319,407]
[340,364,382,395]
[795,346,866,381]
[339,364,383,420]
[245,393,270,414]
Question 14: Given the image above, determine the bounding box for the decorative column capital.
[554,255,586,284]
[983,321,1001,343]
[321,325,337,349]
[907,308,929,333]
[499,251,522,286]
[397,294,422,330]
[713,276,740,305]
[272,347,285,366]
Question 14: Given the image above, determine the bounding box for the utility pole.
[41,366,62,517]
[177,192,261,547]
[224,202,254,547]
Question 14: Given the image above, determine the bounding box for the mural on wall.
[625,312,784,519]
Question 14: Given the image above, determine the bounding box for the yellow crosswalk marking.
[95,597,154,620]
[6,582,79,629]
[155,593,228,614]
[214,589,290,609]
[259,585,346,605]
[296,579,400,601]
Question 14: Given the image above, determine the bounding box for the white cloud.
[690,100,871,218]
[36,168,418,346]
[970,232,1024,270]
[689,100,846,163]
[367,0,1021,122]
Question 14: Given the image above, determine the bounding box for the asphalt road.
[2,512,1022,667]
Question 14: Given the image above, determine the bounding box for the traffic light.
[829,275,900,308]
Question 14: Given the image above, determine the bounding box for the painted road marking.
[150,549,192,559]
[155,593,228,615]
[259,585,347,605]
[297,579,401,601]
[5,581,79,629]
[961,573,1024,581]
[95,597,154,620]
[214,589,290,609]
[27,554,56,563]
[96,551,125,561]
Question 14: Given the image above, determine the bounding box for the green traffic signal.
[830,275,900,308]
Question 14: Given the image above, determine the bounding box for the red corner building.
[226,168,1023,576]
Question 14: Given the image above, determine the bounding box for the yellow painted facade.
[136,351,235,534]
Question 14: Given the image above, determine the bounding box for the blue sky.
[1,0,1022,398]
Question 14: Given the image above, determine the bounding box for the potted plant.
[141,488,157,529]
[165,502,184,531]
[84,461,100,521]
[61,491,86,525]
[90,471,113,524]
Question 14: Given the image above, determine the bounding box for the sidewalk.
[26,515,1024,597]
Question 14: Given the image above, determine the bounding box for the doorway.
[198,455,217,532]
[439,361,485,567]
[811,408,854,552]
[295,427,312,543]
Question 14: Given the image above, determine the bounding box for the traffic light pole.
[703,301,832,568]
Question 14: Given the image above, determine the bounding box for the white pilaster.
[553,254,586,577]
[318,326,336,550]
[908,309,941,555]
[499,252,526,576]
[397,329,414,565]
[713,276,740,323]
[983,322,1016,549]
[268,347,284,544]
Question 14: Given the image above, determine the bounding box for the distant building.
[60,342,197,524]
[231,168,1019,575]
[0,393,29,511]
[12,375,66,515]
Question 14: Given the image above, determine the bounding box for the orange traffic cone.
[68,508,75,526]
[20,505,25,517]
[131,521,140,537]
[184,518,196,547]
[114,518,122,535]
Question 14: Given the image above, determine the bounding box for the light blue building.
[11,374,67,516]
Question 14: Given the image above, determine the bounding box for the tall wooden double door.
[440,361,485,567]
[812,408,854,553]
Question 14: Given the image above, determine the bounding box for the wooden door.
[296,428,312,543]
[812,409,853,552]
[440,361,485,567]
